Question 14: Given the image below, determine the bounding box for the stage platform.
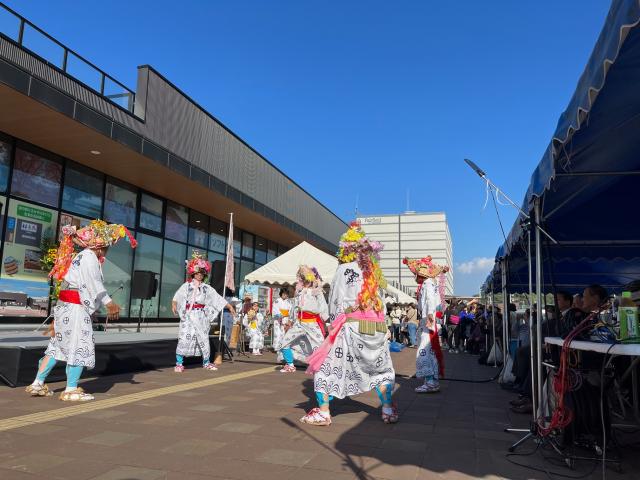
[0,331,229,387]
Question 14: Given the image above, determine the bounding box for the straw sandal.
[25,384,52,397]
[381,404,399,424]
[300,408,332,426]
[59,387,94,402]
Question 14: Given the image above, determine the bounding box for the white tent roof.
[245,242,416,305]
[385,284,417,305]
[244,241,338,288]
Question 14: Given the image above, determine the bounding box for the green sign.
[17,205,53,223]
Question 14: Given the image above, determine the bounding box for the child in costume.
[243,301,265,355]
[272,288,293,352]
[276,266,328,373]
[403,256,448,393]
[26,220,136,401]
[302,221,397,426]
[172,251,237,372]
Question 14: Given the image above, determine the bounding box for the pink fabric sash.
[305,310,384,375]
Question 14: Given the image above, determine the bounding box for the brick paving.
[0,348,638,480]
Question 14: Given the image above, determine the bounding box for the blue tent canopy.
[484,0,640,295]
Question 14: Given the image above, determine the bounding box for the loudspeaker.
[131,270,158,299]
[210,260,227,293]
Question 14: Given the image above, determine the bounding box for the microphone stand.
[464,159,558,453]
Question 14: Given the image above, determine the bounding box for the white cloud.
[456,257,494,275]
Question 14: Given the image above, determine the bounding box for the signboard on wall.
[362,217,382,224]
[0,199,58,316]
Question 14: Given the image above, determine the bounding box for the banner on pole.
[224,214,235,292]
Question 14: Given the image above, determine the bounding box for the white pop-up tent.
[244,241,338,288]
[245,241,417,305]
[385,284,417,305]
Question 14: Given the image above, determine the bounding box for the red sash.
[59,290,81,304]
[299,311,326,336]
[187,303,206,310]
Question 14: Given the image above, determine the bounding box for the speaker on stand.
[131,270,158,333]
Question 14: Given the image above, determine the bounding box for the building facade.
[357,212,453,296]
[0,4,345,322]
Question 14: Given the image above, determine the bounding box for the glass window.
[0,199,58,316]
[255,236,267,264]
[0,139,11,193]
[139,193,163,233]
[11,147,62,207]
[240,260,255,282]
[233,227,241,258]
[58,213,91,239]
[104,180,137,228]
[278,244,290,256]
[0,195,6,241]
[188,210,208,248]
[101,232,134,317]
[61,162,103,218]
[130,233,162,318]
[165,201,188,242]
[242,232,254,260]
[209,218,227,253]
[267,241,277,262]
[234,258,240,287]
[159,240,186,318]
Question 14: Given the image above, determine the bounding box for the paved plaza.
[0,349,637,480]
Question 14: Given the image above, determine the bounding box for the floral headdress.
[337,221,386,312]
[403,256,449,283]
[296,265,322,293]
[403,256,449,308]
[49,220,137,283]
[186,250,211,280]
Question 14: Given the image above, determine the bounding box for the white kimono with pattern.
[174,281,227,360]
[272,297,293,350]
[275,288,328,363]
[243,312,266,350]
[313,262,395,399]
[44,249,112,369]
[416,277,441,379]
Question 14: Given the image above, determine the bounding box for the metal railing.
[0,2,135,113]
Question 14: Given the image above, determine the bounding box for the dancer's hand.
[106,302,121,321]
[172,301,178,315]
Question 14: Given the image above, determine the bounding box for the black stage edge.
[0,332,230,387]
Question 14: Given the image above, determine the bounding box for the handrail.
[0,1,135,113]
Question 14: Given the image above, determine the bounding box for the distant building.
[0,292,28,307]
[357,212,453,296]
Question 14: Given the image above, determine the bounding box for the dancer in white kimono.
[276,266,328,373]
[303,221,397,426]
[172,252,236,372]
[403,256,447,393]
[243,301,265,355]
[25,220,136,401]
[272,288,293,353]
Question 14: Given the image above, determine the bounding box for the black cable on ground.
[400,370,501,383]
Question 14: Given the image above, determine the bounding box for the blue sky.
[3,1,610,295]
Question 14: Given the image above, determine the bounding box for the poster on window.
[0,199,58,316]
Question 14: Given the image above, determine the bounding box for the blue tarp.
[484,0,640,294]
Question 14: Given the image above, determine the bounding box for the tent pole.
[534,199,544,420]
[491,288,497,367]
[527,228,537,420]
[502,258,508,366]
